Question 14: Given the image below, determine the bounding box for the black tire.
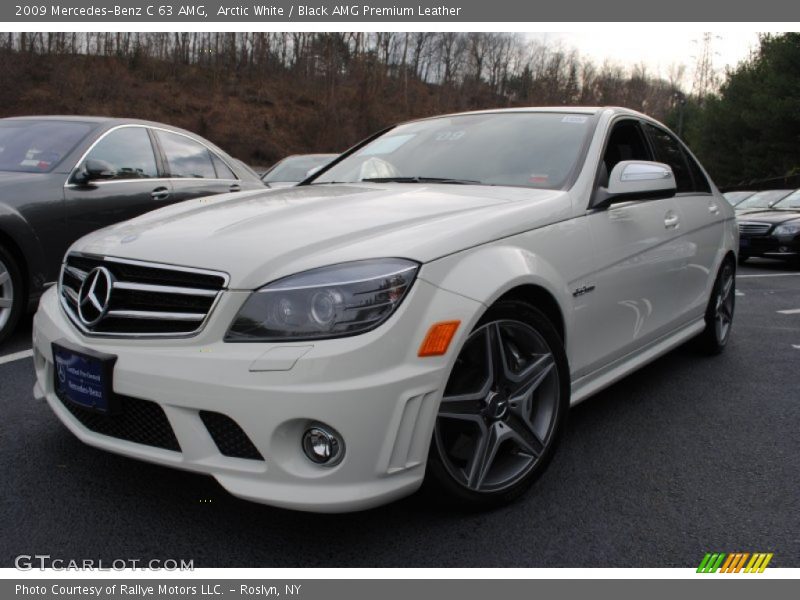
[696,258,736,355]
[424,300,570,510]
[738,254,749,266]
[0,244,24,345]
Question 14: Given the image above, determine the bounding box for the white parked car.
[32,107,737,512]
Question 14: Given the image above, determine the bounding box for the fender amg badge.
[572,284,596,297]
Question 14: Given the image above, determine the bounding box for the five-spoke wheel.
[426,301,568,507]
[698,258,736,354]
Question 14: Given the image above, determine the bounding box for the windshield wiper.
[360,176,482,185]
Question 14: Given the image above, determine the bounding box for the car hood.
[73,183,570,289]
[0,170,50,185]
[737,210,800,225]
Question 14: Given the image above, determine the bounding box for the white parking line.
[777,308,800,315]
[737,272,800,278]
[0,349,33,366]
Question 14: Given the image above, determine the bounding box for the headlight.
[225,259,419,342]
[773,223,800,236]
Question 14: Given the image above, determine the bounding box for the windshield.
[723,191,754,206]
[312,112,594,190]
[736,190,791,210]
[263,154,337,183]
[772,189,800,210]
[0,120,94,173]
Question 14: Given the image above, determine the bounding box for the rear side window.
[644,123,710,194]
[157,131,216,179]
[83,127,158,180]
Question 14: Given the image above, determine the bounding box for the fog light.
[302,424,344,466]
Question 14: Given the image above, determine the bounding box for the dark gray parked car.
[0,116,265,343]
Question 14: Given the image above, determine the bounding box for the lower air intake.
[199,410,264,460]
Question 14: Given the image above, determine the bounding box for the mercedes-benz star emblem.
[77,266,113,327]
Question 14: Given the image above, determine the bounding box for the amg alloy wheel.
[697,258,735,354]
[426,301,569,508]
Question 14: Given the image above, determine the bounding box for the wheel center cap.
[486,391,509,420]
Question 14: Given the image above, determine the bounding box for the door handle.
[708,201,720,214]
[229,183,241,193]
[664,213,680,229]
[150,186,170,201]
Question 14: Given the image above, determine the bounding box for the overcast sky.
[531,31,763,88]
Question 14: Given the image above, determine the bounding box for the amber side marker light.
[418,320,461,357]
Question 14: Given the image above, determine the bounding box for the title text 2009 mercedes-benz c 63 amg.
[32,108,737,512]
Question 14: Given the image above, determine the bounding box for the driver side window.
[83,127,158,180]
[599,120,652,187]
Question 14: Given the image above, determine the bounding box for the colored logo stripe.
[697,552,773,573]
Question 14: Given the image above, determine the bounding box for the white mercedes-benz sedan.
[32,107,737,512]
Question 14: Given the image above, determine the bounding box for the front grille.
[738,222,772,236]
[58,393,181,452]
[199,411,264,460]
[60,254,228,337]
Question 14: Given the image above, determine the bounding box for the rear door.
[154,129,243,202]
[574,118,687,376]
[64,125,173,241]
[642,122,723,321]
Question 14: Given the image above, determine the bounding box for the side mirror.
[592,160,676,209]
[73,159,117,184]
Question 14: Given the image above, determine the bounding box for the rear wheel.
[0,244,23,345]
[425,301,569,509]
[696,258,735,354]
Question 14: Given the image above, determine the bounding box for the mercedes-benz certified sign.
[77,266,113,327]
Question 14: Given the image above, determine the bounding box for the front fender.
[419,242,578,350]
[0,203,48,299]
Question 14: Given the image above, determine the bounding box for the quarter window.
[211,153,237,180]
[83,127,158,180]
[157,131,216,179]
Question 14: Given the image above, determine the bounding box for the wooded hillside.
[0,32,684,168]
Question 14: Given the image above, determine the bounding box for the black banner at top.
[4,0,799,22]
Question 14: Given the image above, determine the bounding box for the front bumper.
[739,233,800,259]
[32,278,483,512]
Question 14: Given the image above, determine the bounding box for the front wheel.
[424,301,569,509]
[0,244,24,345]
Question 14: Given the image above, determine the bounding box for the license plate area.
[52,340,118,414]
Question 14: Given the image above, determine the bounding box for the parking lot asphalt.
[1,259,798,568]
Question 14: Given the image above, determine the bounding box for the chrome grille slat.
[107,310,206,322]
[63,286,79,305]
[112,281,218,297]
[59,253,227,338]
[65,265,88,281]
[738,222,772,236]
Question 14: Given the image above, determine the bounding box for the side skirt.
[570,318,706,406]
